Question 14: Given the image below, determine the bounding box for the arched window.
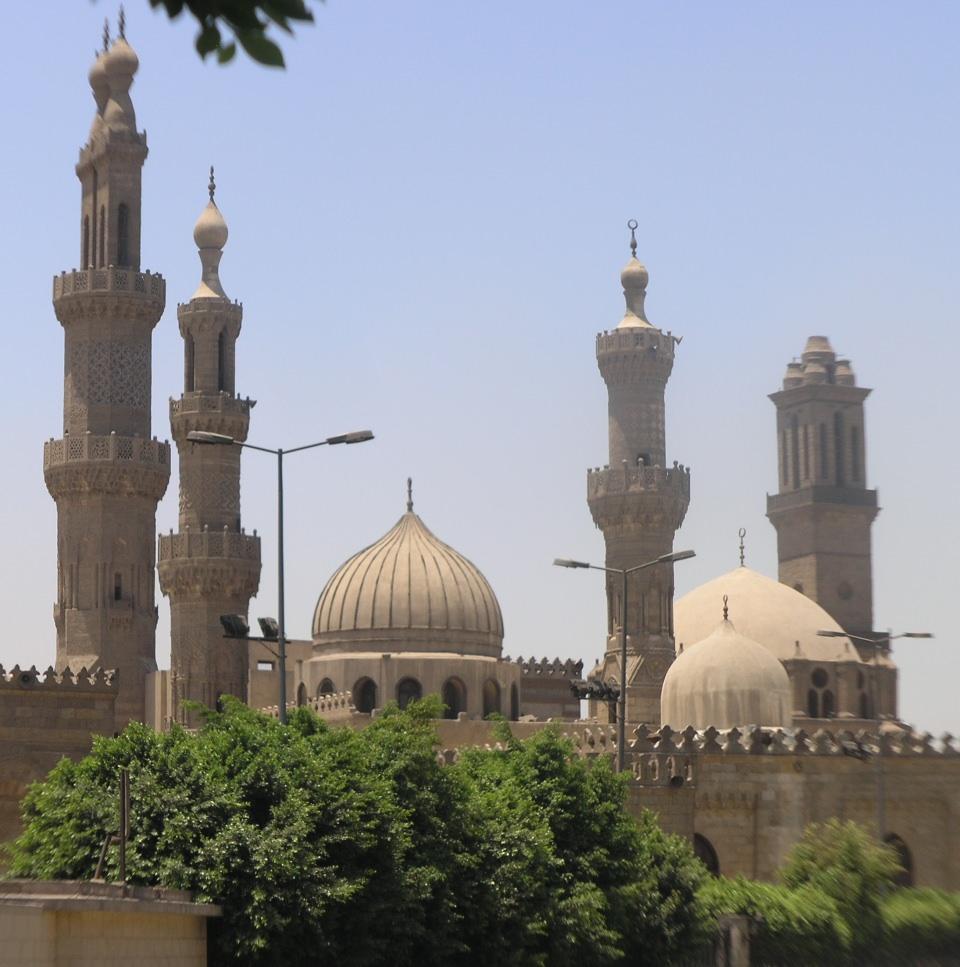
[693,834,720,876]
[113,572,122,602]
[834,411,845,486]
[780,430,788,486]
[83,216,90,268]
[442,677,466,720]
[851,426,862,481]
[884,835,914,887]
[396,677,422,710]
[859,691,871,719]
[354,678,377,714]
[822,689,835,718]
[184,333,195,392]
[296,682,307,707]
[217,329,226,391]
[117,203,129,266]
[483,679,501,718]
[800,424,808,481]
[819,423,828,480]
[509,683,520,722]
[317,678,335,699]
[807,689,819,718]
[98,206,106,267]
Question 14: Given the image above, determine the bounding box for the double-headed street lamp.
[817,628,933,839]
[188,429,374,723]
[554,549,696,773]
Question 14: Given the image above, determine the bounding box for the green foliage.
[8,699,708,966]
[145,0,318,67]
[780,818,902,958]
[879,888,960,964]
[697,876,850,967]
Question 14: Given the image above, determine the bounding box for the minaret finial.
[722,594,729,621]
[627,218,638,259]
[208,166,216,202]
[738,527,746,567]
[102,18,111,52]
[406,477,413,513]
[118,5,126,40]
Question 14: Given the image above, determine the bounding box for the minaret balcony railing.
[53,267,165,303]
[587,463,690,500]
[44,433,170,470]
[171,392,254,418]
[596,327,677,359]
[158,529,261,563]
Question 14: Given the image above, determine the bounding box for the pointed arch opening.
[442,677,467,719]
[884,834,914,887]
[296,682,307,707]
[98,206,106,267]
[83,216,90,268]
[483,679,501,718]
[354,677,377,714]
[693,833,720,876]
[117,203,129,266]
[317,678,335,699]
[396,677,423,710]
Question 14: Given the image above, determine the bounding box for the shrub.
[879,888,960,965]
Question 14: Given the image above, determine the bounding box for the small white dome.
[661,616,792,730]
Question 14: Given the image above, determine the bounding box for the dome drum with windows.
[306,482,520,720]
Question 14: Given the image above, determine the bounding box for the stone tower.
[158,172,261,725]
[766,336,878,639]
[44,29,170,728]
[587,237,690,726]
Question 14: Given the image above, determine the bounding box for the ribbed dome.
[674,566,872,664]
[662,616,793,730]
[312,504,504,656]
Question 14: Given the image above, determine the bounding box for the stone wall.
[0,666,117,846]
[0,881,219,967]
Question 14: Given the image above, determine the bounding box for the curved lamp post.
[188,429,374,723]
[554,548,696,772]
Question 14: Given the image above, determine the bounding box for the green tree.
[8,699,709,966]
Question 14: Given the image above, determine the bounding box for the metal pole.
[618,568,627,774]
[277,448,287,724]
[873,639,885,840]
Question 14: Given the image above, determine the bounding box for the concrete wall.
[0,881,219,967]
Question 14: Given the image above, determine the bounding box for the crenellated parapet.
[595,327,678,385]
[0,664,116,692]
[511,655,584,678]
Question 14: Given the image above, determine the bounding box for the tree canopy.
[8,697,708,966]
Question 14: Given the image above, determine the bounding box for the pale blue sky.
[1,2,956,732]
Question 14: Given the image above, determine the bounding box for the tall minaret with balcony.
[766,336,878,640]
[587,231,690,726]
[158,172,261,726]
[44,24,170,727]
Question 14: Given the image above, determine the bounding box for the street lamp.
[188,428,374,723]
[817,628,933,839]
[554,548,696,773]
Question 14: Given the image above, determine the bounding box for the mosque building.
[1,25,958,890]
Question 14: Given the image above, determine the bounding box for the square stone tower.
[766,336,879,640]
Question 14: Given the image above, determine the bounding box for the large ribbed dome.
[674,566,869,664]
[312,495,504,657]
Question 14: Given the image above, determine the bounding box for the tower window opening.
[184,333,195,393]
[800,424,808,481]
[807,688,819,718]
[217,329,226,392]
[113,572,122,602]
[83,216,90,268]
[98,206,105,268]
[859,690,871,719]
[851,426,861,481]
[818,423,828,480]
[117,203,129,266]
[781,430,788,487]
[822,689,835,718]
[834,411,844,486]
[790,415,800,489]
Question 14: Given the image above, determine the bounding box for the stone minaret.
[587,233,690,726]
[158,172,261,725]
[766,336,878,640]
[44,27,170,728]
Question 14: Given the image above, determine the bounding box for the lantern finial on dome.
[406,477,413,513]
